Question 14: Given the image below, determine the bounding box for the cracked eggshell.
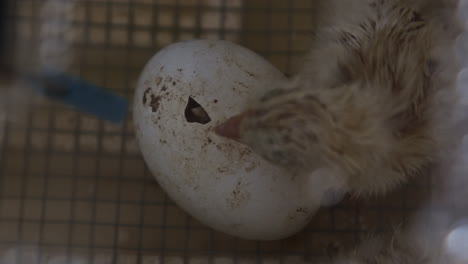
[133,40,321,240]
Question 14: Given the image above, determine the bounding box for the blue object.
[31,70,128,124]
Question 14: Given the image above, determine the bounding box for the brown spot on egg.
[155,76,162,86]
[245,71,255,77]
[150,95,162,112]
[240,148,252,159]
[296,207,308,214]
[226,181,251,209]
[143,87,151,104]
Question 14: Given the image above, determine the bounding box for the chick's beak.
[214,112,248,140]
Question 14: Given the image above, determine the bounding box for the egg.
[133,40,322,240]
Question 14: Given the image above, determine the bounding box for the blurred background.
[0,0,439,263]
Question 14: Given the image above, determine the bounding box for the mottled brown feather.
[216,0,460,196]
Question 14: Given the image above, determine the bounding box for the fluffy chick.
[325,229,449,264]
[326,209,468,264]
[215,0,460,195]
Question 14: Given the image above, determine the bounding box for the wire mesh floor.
[0,0,433,263]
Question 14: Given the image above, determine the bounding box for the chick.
[215,0,460,195]
[325,208,468,264]
[326,229,450,264]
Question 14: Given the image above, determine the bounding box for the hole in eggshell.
[185,97,211,124]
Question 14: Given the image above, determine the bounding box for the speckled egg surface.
[133,40,320,240]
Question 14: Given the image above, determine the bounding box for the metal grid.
[0,0,432,263]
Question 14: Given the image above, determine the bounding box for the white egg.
[133,40,321,240]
